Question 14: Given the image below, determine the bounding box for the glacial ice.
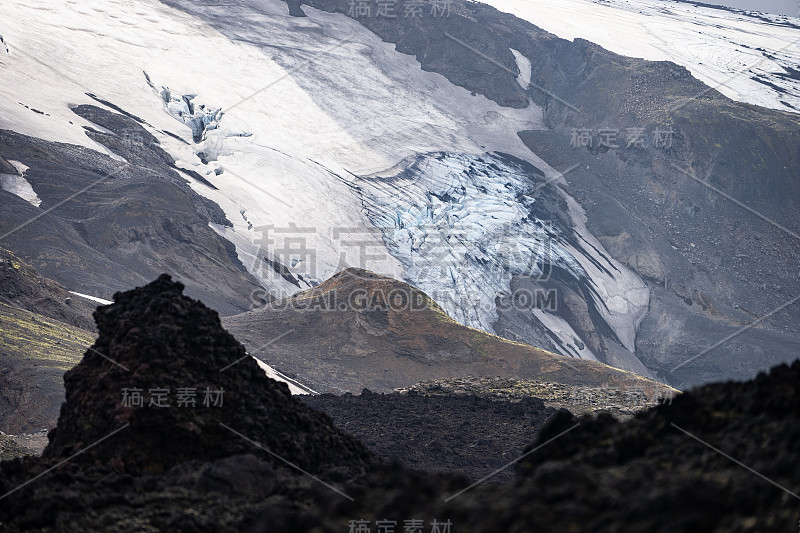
[358,153,618,347]
[148,75,224,143]
[347,150,650,367]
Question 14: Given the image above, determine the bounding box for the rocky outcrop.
[43,274,371,476]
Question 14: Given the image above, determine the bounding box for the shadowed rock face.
[0,247,95,331]
[1,310,798,531]
[43,274,371,476]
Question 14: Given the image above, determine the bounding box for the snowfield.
[478,0,800,113]
[0,160,40,207]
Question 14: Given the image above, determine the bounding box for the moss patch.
[0,302,94,371]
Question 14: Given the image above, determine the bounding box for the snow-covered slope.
[480,0,800,113]
[0,0,548,288]
[2,0,792,381]
[0,0,676,376]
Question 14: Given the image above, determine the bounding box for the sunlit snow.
[481,0,800,113]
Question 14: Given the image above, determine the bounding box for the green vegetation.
[0,302,93,372]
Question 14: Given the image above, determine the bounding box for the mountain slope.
[0,247,96,331]
[0,120,262,316]
[0,0,796,388]
[224,268,671,394]
[0,248,97,434]
[0,302,94,434]
[285,0,800,387]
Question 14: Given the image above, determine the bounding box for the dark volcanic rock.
[303,390,555,482]
[194,453,276,498]
[43,274,371,476]
[2,276,799,532]
[501,362,800,531]
[341,362,800,532]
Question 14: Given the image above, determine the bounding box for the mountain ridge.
[224,267,672,394]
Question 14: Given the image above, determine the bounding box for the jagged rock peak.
[43,274,371,475]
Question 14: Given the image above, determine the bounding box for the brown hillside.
[223,268,671,395]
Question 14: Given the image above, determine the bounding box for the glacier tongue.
[356,152,649,364]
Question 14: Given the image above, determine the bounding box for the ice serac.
[356,152,650,374]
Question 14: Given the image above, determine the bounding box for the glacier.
[355,152,649,364]
[358,153,584,332]
[0,0,787,378]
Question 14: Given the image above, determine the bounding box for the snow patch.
[252,357,317,395]
[69,291,114,305]
[0,161,40,207]
[531,308,597,360]
[510,48,531,90]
